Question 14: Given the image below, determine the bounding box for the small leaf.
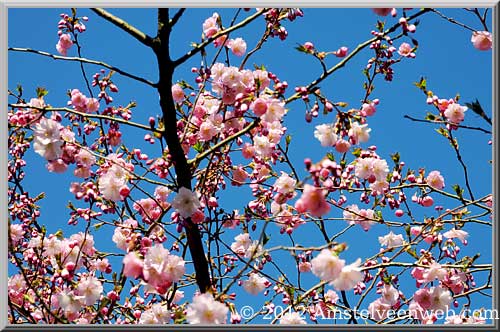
[425,112,436,121]
[36,87,48,98]
[352,148,362,158]
[193,142,204,153]
[391,152,400,165]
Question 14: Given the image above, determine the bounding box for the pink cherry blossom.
[426,170,445,189]
[398,42,415,58]
[186,293,228,324]
[471,31,492,50]
[203,13,220,38]
[331,258,363,291]
[171,187,201,218]
[279,311,307,324]
[443,103,467,124]
[171,84,185,103]
[243,273,270,295]
[123,252,143,279]
[228,37,247,56]
[314,123,338,147]
[311,249,345,282]
[295,184,330,217]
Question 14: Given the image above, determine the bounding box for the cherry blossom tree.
[8,7,493,325]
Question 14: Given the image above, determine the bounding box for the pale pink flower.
[171,84,185,103]
[274,172,297,195]
[9,224,25,244]
[86,98,100,113]
[243,273,270,295]
[47,159,68,173]
[261,99,286,123]
[423,262,447,282]
[203,13,220,38]
[232,166,248,185]
[75,149,96,168]
[139,303,170,324]
[56,33,73,55]
[444,103,467,124]
[56,289,82,318]
[378,231,404,248]
[250,98,268,116]
[32,117,63,160]
[349,121,371,144]
[355,158,373,179]
[331,258,363,291]
[98,172,127,202]
[426,170,445,189]
[372,158,389,180]
[471,31,492,50]
[398,42,415,57]
[123,252,143,279]
[314,124,338,147]
[76,274,103,306]
[186,293,228,324]
[199,120,218,141]
[335,139,351,153]
[361,102,376,116]
[443,228,468,244]
[343,204,376,231]
[429,286,452,311]
[228,37,247,56]
[171,187,201,218]
[311,249,345,282]
[230,233,252,256]
[70,89,88,109]
[253,135,273,157]
[408,300,427,320]
[295,184,330,217]
[368,298,391,321]
[279,311,307,324]
[381,284,399,305]
[164,254,186,282]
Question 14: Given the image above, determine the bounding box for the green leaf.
[193,142,204,153]
[425,112,436,121]
[36,87,48,98]
[452,184,464,201]
[263,233,270,246]
[413,77,427,91]
[16,84,23,96]
[94,222,105,230]
[326,152,335,161]
[352,148,362,158]
[285,134,292,146]
[465,99,492,125]
[390,152,400,165]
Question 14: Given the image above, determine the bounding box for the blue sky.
[8,8,493,324]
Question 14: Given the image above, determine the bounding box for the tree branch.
[9,104,162,133]
[154,8,211,293]
[188,119,259,166]
[91,8,154,47]
[173,9,266,67]
[9,47,156,87]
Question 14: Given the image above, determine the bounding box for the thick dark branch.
[154,8,211,293]
[9,47,156,87]
[91,8,154,47]
[170,8,186,28]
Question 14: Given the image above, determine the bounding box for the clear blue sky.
[9,8,492,324]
